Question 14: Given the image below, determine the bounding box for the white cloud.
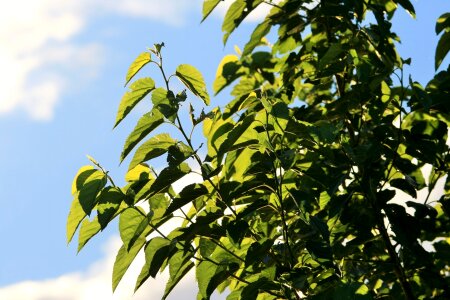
[0,0,201,121]
[0,236,200,300]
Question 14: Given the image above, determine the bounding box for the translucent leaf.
[119,207,145,249]
[97,187,125,229]
[197,260,218,299]
[151,88,178,121]
[395,0,415,18]
[112,236,146,292]
[120,109,164,162]
[114,77,155,127]
[213,55,241,94]
[125,52,151,86]
[149,163,191,196]
[71,166,96,195]
[165,183,209,216]
[162,251,194,299]
[66,195,86,244]
[242,19,271,56]
[222,0,246,45]
[176,64,210,105]
[77,169,107,216]
[77,216,101,252]
[202,0,222,22]
[125,164,152,182]
[436,31,450,70]
[135,237,171,291]
[128,133,177,171]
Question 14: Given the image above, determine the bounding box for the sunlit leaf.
[125,52,151,86]
[77,217,101,252]
[176,64,210,105]
[115,77,155,127]
[121,109,164,161]
[128,133,177,171]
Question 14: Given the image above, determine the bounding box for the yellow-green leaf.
[125,52,151,86]
[114,77,155,128]
[112,236,146,292]
[120,109,164,162]
[176,64,210,105]
[202,0,222,22]
[77,217,101,252]
[128,133,177,171]
[66,195,86,244]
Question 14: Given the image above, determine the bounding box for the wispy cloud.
[0,0,201,121]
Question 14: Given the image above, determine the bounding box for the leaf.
[196,260,218,299]
[149,163,191,196]
[162,251,194,299]
[202,0,222,22]
[135,237,172,291]
[176,64,210,105]
[125,52,151,86]
[395,0,415,18]
[66,195,86,244]
[435,31,450,70]
[128,133,177,171]
[390,178,417,198]
[436,13,450,34]
[213,55,242,94]
[167,142,193,167]
[121,109,164,162]
[112,236,146,292]
[96,187,125,229]
[77,169,107,216]
[151,88,178,122]
[242,19,271,56]
[222,0,246,44]
[77,217,101,252]
[119,207,146,249]
[165,183,209,216]
[114,77,155,127]
[125,163,152,182]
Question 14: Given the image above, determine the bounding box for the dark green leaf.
[165,183,209,216]
[436,31,450,70]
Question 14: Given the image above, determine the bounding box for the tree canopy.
[68,1,450,299]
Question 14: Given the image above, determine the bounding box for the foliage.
[68,1,450,299]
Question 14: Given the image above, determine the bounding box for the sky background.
[0,0,448,299]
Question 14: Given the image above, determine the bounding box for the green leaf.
[97,187,125,229]
[125,52,151,86]
[151,88,179,122]
[162,251,194,299]
[222,0,246,44]
[202,0,221,22]
[165,183,209,216]
[128,133,177,171]
[176,64,210,105]
[242,19,271,56]
[435,31,450,70]
[436,13,450,34]
[77,217,101,252]
[121,109,164,162]
[114,77,155,127]
[149,163,192,196]
[66,196,86,244]
[135,237,172,291]
[112,236,146,292]
[167,142,193,167]
[213,55,242,95]
[196,260,218,299]
[77,169,107,216]
[119,207,146,248]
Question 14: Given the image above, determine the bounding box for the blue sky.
[0,0,448,299]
